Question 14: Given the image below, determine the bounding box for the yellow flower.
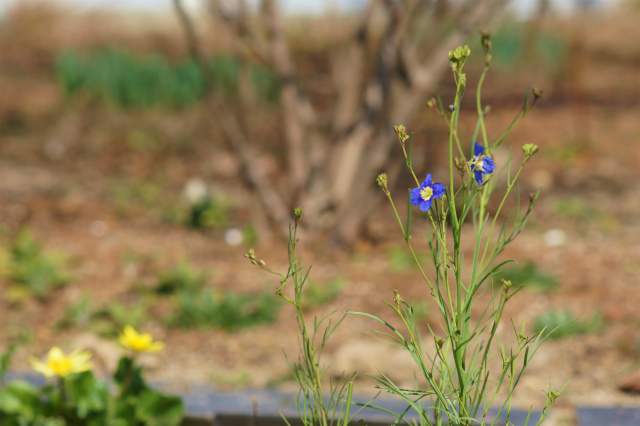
[119,325,164,353]
[29,347,93,378]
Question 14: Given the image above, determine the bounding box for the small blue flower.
[410,174,446,212]
[470,142,495,185]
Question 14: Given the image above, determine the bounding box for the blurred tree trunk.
[173,0,506,247]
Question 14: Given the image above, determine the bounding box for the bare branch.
[331,0,379,135]
[172,0,213,91]
[208,0,272,65]
[328,0,509,245]
[173,0,292,236]
[263,0,309,196]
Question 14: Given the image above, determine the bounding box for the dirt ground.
[0,3,639,421]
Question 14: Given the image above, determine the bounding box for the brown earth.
[0,4,639,423]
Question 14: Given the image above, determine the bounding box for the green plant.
[3,230,72,300]
[245,212,374,426]
[534,310,602,340]
[494,260,558,292]
[344,36,566,425]
[302,276,345,310]
[153,258,208,295]
[56,293,92,330]
[91,301,148,338]
[56,49,279,110]
[489,24,567,71]
[167,287,280,331]
[186,196,229,229]
[0,334,183,426]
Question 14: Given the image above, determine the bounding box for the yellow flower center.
[129,335,153,351]
[48,357,73,377]
[119,325,165,353]
[420,186,433,201]
[477,159,485,172]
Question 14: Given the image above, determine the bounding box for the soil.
[0,4,639,424]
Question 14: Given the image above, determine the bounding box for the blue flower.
[471,142,495,185]
[410,174,446,212]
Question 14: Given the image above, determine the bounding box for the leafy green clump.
[168,288,280,331]
[2,230,72,300]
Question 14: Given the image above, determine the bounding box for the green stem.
[119,355,136,399]
[57,376,66,418]
[480,161,526,267]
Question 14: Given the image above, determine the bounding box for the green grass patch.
[153,258,208,295]
[167,287,280,331]
[494,260,558,291]
[490,24,567,71]
[56,49,280,109]
[534,309,602,340]
[56,294,150,338]
[302,276,345,310]
[1,230,73,300]
[186,196,230,230]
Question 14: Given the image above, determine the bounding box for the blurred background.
[0,0,638,416]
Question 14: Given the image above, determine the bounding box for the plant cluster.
[244,215,373,426]
[249,32,567,426]
[0,230,72,301]
[149,260,281,331]
[0,327,182,426]
[56,50,279,109]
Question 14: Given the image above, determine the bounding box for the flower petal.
[148,341,165,353]
[48,347,65,362]
[423,174,432,187]
[483,156,495,174]
[29,357,54,378]
[432,183,446,198]
[474,142,484,157]
[474,170,484,185]
[420,198,434,212]
[409,187,422,206]
[124,325,136,339]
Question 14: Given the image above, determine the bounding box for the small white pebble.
[183,178,209,205]
[543,228,566,247]
[224,228,244,246]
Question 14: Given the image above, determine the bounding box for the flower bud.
[501,279,512,291]
[435,337,445,349]
[523,143,539,160]
[244,248,256,260]
[517,332,527,344]
[293,207,302,221]
[448,104,455,113]
[454,157,467,177]
[393,125,409,146]
[393,288,403,306]
[480,30,492,53]
[546,390,560,403]
[460,73,467,88]
[376,173,389,195]
[258,259,266,266]
[533,88,543,99]
[426,97,436,108]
